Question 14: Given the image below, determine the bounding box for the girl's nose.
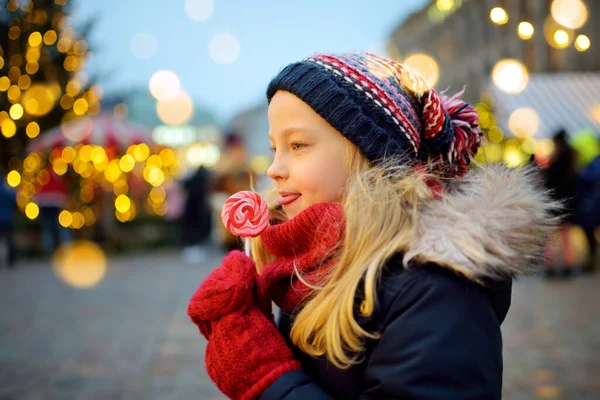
[267,153,288,181]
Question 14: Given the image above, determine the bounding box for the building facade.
[389,0,599,102]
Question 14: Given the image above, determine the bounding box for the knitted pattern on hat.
[267,52,483,176]
[260,202,345,313]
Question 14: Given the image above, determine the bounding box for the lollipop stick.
[244,238,250,257]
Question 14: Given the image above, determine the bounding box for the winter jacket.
[262,165,557,400]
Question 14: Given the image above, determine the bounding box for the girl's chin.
[283,203,304,220]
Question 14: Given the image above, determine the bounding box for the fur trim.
[404,164,561,281]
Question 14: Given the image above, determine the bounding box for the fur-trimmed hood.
[405,164,561,282]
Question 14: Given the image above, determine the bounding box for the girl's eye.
[269,146,276,153]
[291,143,306,151]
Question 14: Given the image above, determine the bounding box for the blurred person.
[574,153,600,273]
[181,165,213,263]
[543,129,578,277]
[187,53,559,399]
[0,173,17,268]
[35,166,71,255]
[164,179,186,245]
[212,132,255,252]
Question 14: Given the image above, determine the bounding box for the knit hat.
[266,52,483,176]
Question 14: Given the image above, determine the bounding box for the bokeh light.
[492,59,529,94]
[521,137,537,155]
[115,194,131,213]
[1,118,17,138]
[575,35,590,51]
[79,145,93,162]
[208,33,241,65]
[156,91,194,125]
[119,154,136,172]
[113,180,129,196]
[146,154,163,169]
[0,77,10,91]
[9,104,24,120]
[18,75,31,90]
[518,22,534,40]
[490,7,508,25]
[21,84,57,116]
[436,0,454,12]
[503,139,529,168]
[553,30,570,48]
[544,16,574,49]
[550,0,588,30]
[250,155,272,175]
[149,187,166,203]
[52,241,107,289]
[133,143,150,162]
[185,0,214,21]
[7,170,21,187]
[487,126,505,144]
[185,143,220,167]
[104,160,122,183]
[62,146,76,163]
[43,30,57,45]
[508,108,540,138]
[149,70,180,101]
[7,86,20,104]
[591,105,600,124]
[58,210,73,228]
[403,53,439,88]
[25,202,39,219]
[71,212,85,229]
[159,148,175,167]
[26,121,40,138]
[73,98,89,115]
[52,158,68,175]
[131,33,158,61]
[28,32,43,47]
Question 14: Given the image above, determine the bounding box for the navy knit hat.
[266,53,483,176]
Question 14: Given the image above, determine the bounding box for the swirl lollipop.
[221,191,269,256]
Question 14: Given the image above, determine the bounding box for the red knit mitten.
[188,250,267,338]
[188,251,301,400]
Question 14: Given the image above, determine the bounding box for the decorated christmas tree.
[0,0,98,169]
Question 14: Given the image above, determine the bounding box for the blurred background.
[0,0,598,399]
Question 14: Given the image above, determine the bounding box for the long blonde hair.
[250,142,435,368]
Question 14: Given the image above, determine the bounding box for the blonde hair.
[250,142,435,368]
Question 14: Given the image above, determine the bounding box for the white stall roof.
[488,72,600,138]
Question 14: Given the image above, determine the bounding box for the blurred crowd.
[542,129,600,277]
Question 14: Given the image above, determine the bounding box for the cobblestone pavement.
[0,249,598,399]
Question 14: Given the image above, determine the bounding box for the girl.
[188,53,558,400]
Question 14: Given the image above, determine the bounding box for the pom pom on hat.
[420,87,484,176]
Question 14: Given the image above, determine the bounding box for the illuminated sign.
[151,125,221,146]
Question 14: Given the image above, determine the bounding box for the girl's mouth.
[277,194,301,206]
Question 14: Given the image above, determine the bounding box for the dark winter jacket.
[262,165,557,400]
[263,258,511,400]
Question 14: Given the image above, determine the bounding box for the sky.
[72,0,428,125]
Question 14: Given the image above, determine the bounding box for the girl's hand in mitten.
[187,250,271,338]
[187,250,300,400]
[205,304,301,400]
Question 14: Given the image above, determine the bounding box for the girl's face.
[267,90,350,219]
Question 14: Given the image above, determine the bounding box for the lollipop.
[221,191,269,256]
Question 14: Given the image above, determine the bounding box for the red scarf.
[259,203,345,314]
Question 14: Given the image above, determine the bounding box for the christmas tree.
[0,0,98,169]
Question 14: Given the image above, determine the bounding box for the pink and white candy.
[221,191,269,238]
